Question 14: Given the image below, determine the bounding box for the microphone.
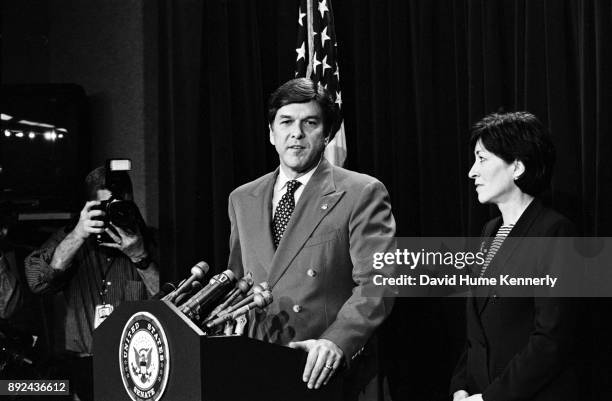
[217,282,270,317]
[174,280,203,307]
[223,275,254,306]
[206,291,273,329]
[164,261,209,304]
[205,276,254,322]
[152,282,176,300]
[181,270,236,320]
[162,279,187,301]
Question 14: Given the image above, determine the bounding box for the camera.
[92,159,142,244]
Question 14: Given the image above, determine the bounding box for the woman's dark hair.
[470,111,555,196]
[267,78,340,138]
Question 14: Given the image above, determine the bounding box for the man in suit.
[227,78,396,397]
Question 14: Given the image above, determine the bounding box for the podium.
[93,300,343,401]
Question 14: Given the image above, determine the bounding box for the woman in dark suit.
[450,112,578,401]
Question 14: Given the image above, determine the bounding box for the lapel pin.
[321,203,328,210]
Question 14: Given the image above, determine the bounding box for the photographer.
[0,253,21,320]
[24,165,159,353]
[0,202,22,320]
[24,165,158,400]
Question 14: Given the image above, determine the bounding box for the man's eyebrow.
[277,114,321,120]
[297,114,322,121]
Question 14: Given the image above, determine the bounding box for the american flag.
[295,0,346,166]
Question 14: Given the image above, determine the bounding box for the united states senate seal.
[119,311,170,401]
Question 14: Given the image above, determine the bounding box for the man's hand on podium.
[288,339,343,390]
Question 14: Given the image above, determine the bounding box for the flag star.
[313,52,321,72]
[298,7,306,26]
[318,0,329,19]
[296,42,306,62]
[335,91,343,107]
[320,26,331,48]
[322,55,332,75]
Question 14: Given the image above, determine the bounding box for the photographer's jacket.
[25,228,158,354]
[0,250,22,319]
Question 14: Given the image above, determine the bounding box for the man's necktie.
[272,180,302,248]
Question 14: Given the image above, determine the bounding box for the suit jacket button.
[292,304,302,313]
[307,269,317,277]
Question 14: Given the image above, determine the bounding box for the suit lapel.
[268,159,344,288]
[477,199,544,315]
[244,171,277,273]
[474,218,501,309]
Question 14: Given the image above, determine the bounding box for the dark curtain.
[159,1,612,399]
[158,0,299,281]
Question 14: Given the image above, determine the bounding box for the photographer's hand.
[100,224,147,262]
[101,224,160,295]
[74,201,105,239]
[50,201,104,271]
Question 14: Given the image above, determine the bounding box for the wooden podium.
[93,300,343,401]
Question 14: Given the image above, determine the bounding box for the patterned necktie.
[272,180,302,248]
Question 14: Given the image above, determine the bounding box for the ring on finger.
[324,363,333,370]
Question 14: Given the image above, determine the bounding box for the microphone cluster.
[161,261,209,305]
[158,261,273,336]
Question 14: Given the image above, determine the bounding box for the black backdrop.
[159,0,612,274]
[158,1,612,399]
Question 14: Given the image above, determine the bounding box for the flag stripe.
[306,0,315,79]
[295,0,347,166]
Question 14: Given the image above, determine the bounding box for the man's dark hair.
[267,78,340,138]
[84,166,133,201]
[470,111,555,196]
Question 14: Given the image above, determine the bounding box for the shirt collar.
[277,158,322,191]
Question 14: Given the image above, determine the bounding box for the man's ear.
[269,124,275,146]
[324,128,332,145]
[513,160,526,180]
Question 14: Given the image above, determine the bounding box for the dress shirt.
[272,159,322,217]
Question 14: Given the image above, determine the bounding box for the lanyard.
[97,255,115,304]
